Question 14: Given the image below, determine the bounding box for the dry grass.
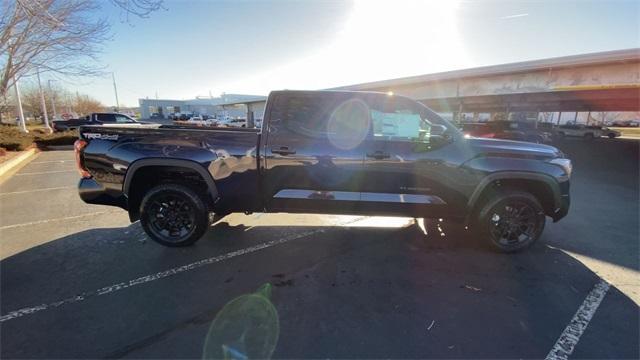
[0,125,77,151]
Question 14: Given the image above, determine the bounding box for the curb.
[0,148,40,185]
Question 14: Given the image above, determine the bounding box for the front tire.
[140,183,209,247]
[475,190,546,253]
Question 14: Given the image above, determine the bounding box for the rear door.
[263,92,370,213]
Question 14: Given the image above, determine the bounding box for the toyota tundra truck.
[75,90,571,252]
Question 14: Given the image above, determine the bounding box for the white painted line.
[15,170,76,176]
[0,218,368,323]
[0,211,115,230]
[30,160,73,164]
[545,280,611,360]
[0,186,75,196]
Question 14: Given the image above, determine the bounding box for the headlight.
[547,158,572,178]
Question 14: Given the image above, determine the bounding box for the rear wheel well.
[472,178,556,217]
[126,166,215,221]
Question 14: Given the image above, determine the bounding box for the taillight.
[74,139,91,178]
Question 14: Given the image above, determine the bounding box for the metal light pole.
[13,77,28,133]
[48,79,58,121]
[36,69,52,133]
[112,72,120,111]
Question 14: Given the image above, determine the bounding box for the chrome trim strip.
[360,192,445,204]
[273,189,445,204]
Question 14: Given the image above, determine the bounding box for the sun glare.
[219,0,469,95]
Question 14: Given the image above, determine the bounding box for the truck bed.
[78,124,263,213]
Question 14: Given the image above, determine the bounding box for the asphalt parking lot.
[1,139,638,359]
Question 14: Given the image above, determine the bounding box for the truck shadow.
[1,218,639,359]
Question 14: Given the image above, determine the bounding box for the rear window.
[271,94,347,138]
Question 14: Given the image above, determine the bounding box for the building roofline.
[331,48,640,90]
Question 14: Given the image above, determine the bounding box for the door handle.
[366,151,390,159]
[271,146,296,155]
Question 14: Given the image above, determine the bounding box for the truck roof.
[268,89,392,97]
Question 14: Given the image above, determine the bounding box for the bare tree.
[0,0,163,97]
[110,0,164,19]
[0,89,13,122]
[73,93,104,115]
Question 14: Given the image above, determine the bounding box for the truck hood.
[464,137,562,159]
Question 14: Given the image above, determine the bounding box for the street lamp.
[36,69,52,133]
[13,77,28,133]
[48,79,58,121]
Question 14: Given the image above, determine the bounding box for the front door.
[359,95,463,217]
[263,92,371,213]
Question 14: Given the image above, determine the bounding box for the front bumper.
[552,180,570,222]
[78,178,127,209]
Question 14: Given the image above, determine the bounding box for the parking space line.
[15,170,76,176]
[0,211,115,230]
[14,169,77,176]
[0,217,366,323]
[545,279,610,360]
[30,160,73,164]
[0,186,75,196]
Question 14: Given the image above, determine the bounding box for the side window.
[369,98,432,142]
[272,95,335,138]
[270,94,371,150]
[115,114,133,123]
[96,113,116,122]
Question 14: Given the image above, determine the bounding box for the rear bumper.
[78,178,127,209]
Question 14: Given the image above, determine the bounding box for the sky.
[61,0,640,107]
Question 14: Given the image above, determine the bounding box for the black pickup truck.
[75,90,571,252]
[53,112,144,132]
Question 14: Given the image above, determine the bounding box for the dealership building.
[138,94,266,120]
[138,49,638,125]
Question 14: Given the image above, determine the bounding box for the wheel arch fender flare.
[467,171,562,215]
[123,158,219,203]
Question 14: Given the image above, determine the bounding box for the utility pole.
[112,72,120,111]
[13,77,28,133]
[48,80,58,121]
[37,69,52,133]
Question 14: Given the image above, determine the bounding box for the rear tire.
[584,132,594,140]
[475,190,546,253]
[140,183,209,247]
[607,133,616,139]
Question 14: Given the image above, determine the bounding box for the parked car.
[588,125,621,139]
[75,90,571,253]
[610,120,639,127]
[216,117,248,128]
[53,113,147,131]
[178,113,194,121]
[185,116,216,127]
[461,121,553,143]
[556,124,620,139]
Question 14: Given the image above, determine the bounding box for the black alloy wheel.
[140,183,209,247]
[477,190,545,252]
